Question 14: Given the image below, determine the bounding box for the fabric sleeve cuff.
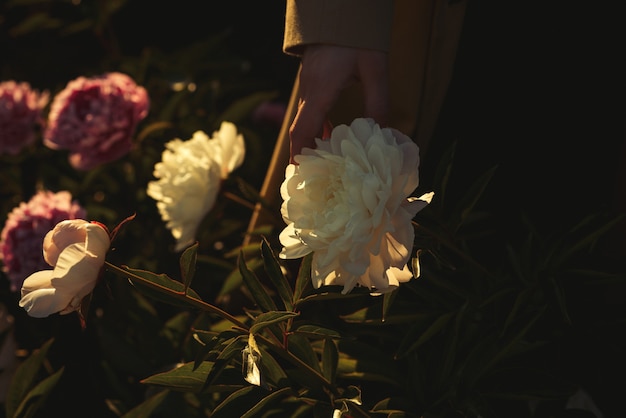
[283,0,394,56]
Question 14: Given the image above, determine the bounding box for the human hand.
[289,44,389,163]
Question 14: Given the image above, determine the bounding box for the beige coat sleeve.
[283,0,394,56]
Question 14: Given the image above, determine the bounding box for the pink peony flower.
[0,190,86,292]
[252,101,287,128]
[0,81,49,156]
[44,72,149,170]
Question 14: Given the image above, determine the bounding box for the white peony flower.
[279,118,433,295]
[147,122,245,252]
[19,219,111,318]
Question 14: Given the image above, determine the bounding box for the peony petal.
[216,122,245,178]
[84,222,112,256]
[20,270,54,296]
[50,243,100,295]
[278,224,312,259]
[19,287,67,318]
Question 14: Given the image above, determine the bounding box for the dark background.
[1,0,624,416]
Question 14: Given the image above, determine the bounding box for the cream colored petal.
[43,220,86,265]
[20,270,53,296]
[216,122,245,178]
[19,288,65,318]
[84,222,111,256]
[279,224,312,259]
[50,243,100,299]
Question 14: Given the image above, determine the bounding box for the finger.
[289,98,327,163]
[322,119,333,139]
[359,53,390,127]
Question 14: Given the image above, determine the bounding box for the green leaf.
[382,290,397,322]
[216,258,264,302]
[13,367,64,418]
[322,338,338,384]
[548,276,573,326]
[204,335,248,391]
[371,397,414,415]
[193,329,241,370]
[293,324,341,339]
[118,266,203,309]
[121,389,170,418]
[141,362,215,392]
[180,242,198,293]
[211,386,264,418]
[257,347,289,388]
[238,251,277,312]
[5,338,54,418]
[396,311,455,358]
[261,237,294,311]
[336,358,402,387]
[293,253,312,304]
[250,311,299,335]
[241,387,292,418]
[429,141,456,211]
[287,333,321,373]
[452,165,497,232]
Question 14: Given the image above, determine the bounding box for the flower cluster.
[19,219,110,318]
[0,81,49,156]
[0,190,86,292]
[147,122,245,251]
[279,118,432,294]
[43,72,149,170]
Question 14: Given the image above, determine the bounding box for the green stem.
[105,262,338,397]
[104,261,248,330]
[255,333,338,397]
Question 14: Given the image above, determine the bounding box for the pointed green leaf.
[452,165,497,231]
[293,253,312,304]
[250,311,299,335]
[204,335,248,391]
[13,367,64,418]
[336,357,401,387]
[429,141,456,211]
[257,346,289,388]
[211,386,263,418]
[5,338,54,418]
[241,387,292,418]
[261,237,294,311]
[549,276,572,325]
[382,289,397,322]
[180,242,198,292]
[121,389,170,418]
[371,397,413,416]
[238,251,277,312]
[293,324,341,339]
[141,361,215,392]
[322,338,338,384]
[117,266,203,308]
[396,311,454,358]
[287,333,321,373]
[501,288,532,336]
[217,258,264,301]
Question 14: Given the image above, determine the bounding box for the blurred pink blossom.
[0,81,49,156]
[252,101,287,128]
[0,190,86,292]
[44,72,149,170]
